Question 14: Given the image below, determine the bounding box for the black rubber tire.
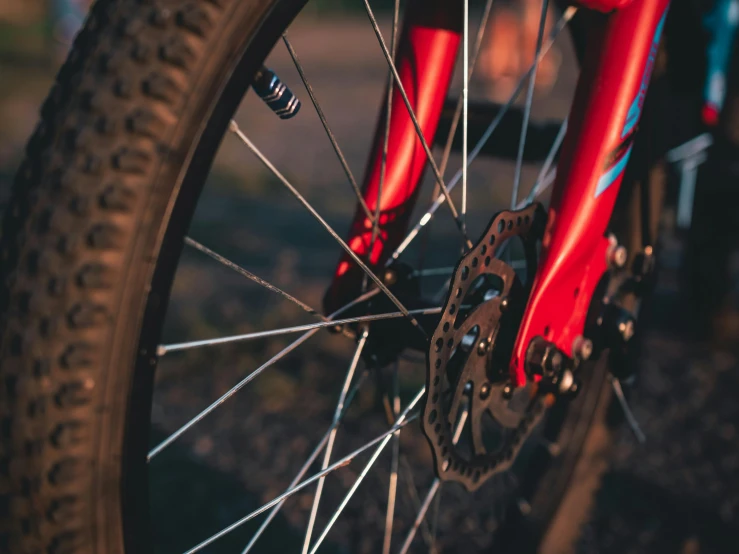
[0,1,653,553]
[0,1,305,552]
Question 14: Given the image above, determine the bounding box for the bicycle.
[0,0,734,552]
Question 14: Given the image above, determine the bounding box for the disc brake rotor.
[421,203,549,491]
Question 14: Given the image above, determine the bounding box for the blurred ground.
[1,5,738,554]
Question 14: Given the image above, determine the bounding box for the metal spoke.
[361,0,472,249]
[397,480,442,554]
[301,331,369,554]
[437,0,496,180]
[183,235,360,341]
[398,457,434,546]
[149,288,380,460]
[380,392,434,546]
[282,34,374,222]
[452,407,468,444]
[158,306,441,355]
[381,363,401,554]
[240,371,369,554]
[183,236,322,318]
[428,487,442,554]
[306,386,423,554]
[397,409,468,554]
[380,400,435,546]
[461,0,470,239]
[183,388,425,554]
[611,376,646,443]
[511,0,550,209]
[152,329,314,461]
[419,0,495,274]
[389,6,577,264]
[242,432,329,553]
[521,166,556,209]
[229,120,428,339]
[520,118,567,208]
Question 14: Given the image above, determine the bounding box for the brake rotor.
[421,203,548,491]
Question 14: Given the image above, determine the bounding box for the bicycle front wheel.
[0,0,620,552]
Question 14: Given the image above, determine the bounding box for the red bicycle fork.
[510,0,670,385]
[325,0,462,308]
[329,0,671,389]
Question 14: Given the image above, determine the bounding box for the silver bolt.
[573,336,593,360]
[610,245,628,268]
[477,339,489,356]
[558,369,575,394]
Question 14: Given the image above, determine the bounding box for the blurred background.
[1,1,739,553]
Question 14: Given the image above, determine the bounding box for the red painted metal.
[509,0,672,385]
[325,0,462,309]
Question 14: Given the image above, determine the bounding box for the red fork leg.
[510,0,671,385]
[325,0,461,310]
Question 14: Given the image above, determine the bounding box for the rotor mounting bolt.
[477,339,490,356]
[573,336,593,361]
[618,319,635,341]
[480,382,491,400]
[502,383,514,400]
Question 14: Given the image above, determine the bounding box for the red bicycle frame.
[331,0,671,387]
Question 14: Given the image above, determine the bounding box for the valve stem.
[252,66,301,119]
